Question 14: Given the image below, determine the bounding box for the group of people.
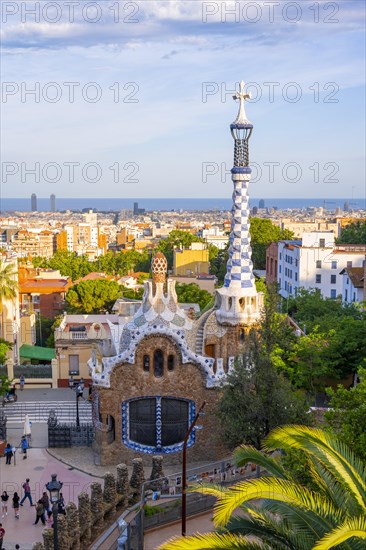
[0,478,65,526]
[4,436,30,465]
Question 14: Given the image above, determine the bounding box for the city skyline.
[1,0,365,201]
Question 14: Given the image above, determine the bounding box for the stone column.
[149,455,164,491]
[103,472,117,514]
[90,482,104,532]
[66,502,80,550]
[57,514,70,550]
[78,492,91,544]
[116,463,129,507]
[130,458,145,499]
[42,528,54,550]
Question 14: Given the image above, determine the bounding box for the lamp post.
[46,473,63,550]
[70,382,81,428]
[181,401,206,537]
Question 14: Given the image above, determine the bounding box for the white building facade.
[278,231,366,299]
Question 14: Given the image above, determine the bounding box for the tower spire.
[215,81,263,325]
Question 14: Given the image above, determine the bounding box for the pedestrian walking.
[57,493,66,515]
[20,479,34,507]
[34,500,46,525]
[76,383,84,399]
[20,436,28,459]
[1,492,8,518]
[0,523,5,550]
[40,492,50,522]
[23,414,32,447]
[19,374,25,390]
[4,443,13,465]
[12,492,20,519]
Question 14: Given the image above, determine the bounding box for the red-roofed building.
[19,268,72,318]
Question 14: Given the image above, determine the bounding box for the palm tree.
[0,260,18,340]
[159,426,366,549]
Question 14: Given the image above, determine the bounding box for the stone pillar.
[42,528,54,550]
[149,455,164,491]
[78,492,91,544]
[7,357,14,380]
[51,358,58,388]
[130,458,145,499]
[116,463,129,507]
[66,502,80,550]
[103,472,117,514]
[90,482,104,532]
[57,513,70,550]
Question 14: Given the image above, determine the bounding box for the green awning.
[19,344,56,361]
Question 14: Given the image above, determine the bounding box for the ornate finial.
[232,81,252,125]
[151,251,167,286]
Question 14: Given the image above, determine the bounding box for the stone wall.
[93,333,228,466]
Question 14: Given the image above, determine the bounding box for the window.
[347,261,353,268]
[331,275,336,284]
[295,273,298,281]
[167,355,175,371]
[345,289,348,302]
[122,397,194,453]
[319,238,325,248]
[279,265,282,273]
[143,355,150,372]
[316,260,322,269]
[331,261,337,269]
[69,355,79,375]
[316,274,321,284]
[153,349,164,377]
[330,289,337,299]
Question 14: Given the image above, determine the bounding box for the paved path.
[144,512,214,549]
[0,448,95,549]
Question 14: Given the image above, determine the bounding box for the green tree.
[43,250,93,280]
[218,331,309,449]
[46,315,63,348]
[0,260,18,339]
[160,426,366,550]
[0,373,13,397]
[336,220,366,244]
[250,218,294,269]
[0,338,13,365]
[175,282,213,311]
[66,279,122,314]
[35,315,56,348]
[325,365,366,462]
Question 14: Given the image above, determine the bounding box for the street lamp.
[46,473,63,550]
[181,401,206,537]
[71,383,82,428]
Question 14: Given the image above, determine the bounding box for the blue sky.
[1,0,365,200]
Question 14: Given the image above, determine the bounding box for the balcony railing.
[55,330,89,341]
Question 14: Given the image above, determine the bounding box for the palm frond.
[264,425,366,511]
[158,532,269,550]
[212,477,342,529]
[312,516,366,549]
[234,445,286,478]
[188,483,227,500]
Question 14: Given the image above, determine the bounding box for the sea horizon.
[0,197,365,213]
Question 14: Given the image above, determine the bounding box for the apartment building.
[277,232,366,299]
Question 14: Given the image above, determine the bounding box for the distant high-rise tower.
[259,199,265,209]
[31,193,37,212]
[50,194,56,212]
[215,81,264,325]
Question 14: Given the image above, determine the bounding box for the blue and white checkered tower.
[215,81,264,325]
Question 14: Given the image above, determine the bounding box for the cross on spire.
[232,81,252,125]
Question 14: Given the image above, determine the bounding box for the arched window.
[154,349,164,377]
[143,355,150,372]
[239,328,245,342]
[228,297,233,311]
[122,397,195,453]
[167,354,175,371]
[239,297,245,310]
